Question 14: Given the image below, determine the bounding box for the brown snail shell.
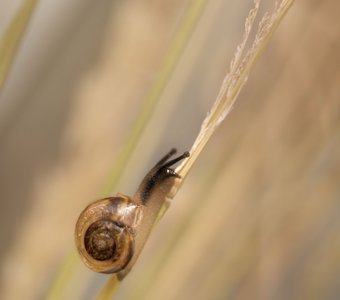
[75,195,142,273]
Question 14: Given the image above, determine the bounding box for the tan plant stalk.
[97,0,294,299]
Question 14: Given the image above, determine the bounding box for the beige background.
[0,0,339,299]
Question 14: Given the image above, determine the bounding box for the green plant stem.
[0,0,38,90]
[101,0,208,196]
[46,0,208,299]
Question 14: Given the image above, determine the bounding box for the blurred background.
[0,0,339,299]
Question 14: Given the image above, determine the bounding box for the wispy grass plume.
[176,0,294,179]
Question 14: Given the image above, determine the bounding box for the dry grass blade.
[176,0,295,179]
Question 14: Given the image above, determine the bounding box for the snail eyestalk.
[135,149,190,204]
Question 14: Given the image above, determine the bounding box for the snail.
[75,148,189,277]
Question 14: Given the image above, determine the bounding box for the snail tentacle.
[134,149,190,204]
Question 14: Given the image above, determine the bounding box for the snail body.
[75,149,189,276]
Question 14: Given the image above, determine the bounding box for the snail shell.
[75,195,143,273]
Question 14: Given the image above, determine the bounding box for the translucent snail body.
[75,149,189,277]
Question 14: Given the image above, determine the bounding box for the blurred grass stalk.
[95,0,210,299]
[47,0,208,300]
[0,0,38,90]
